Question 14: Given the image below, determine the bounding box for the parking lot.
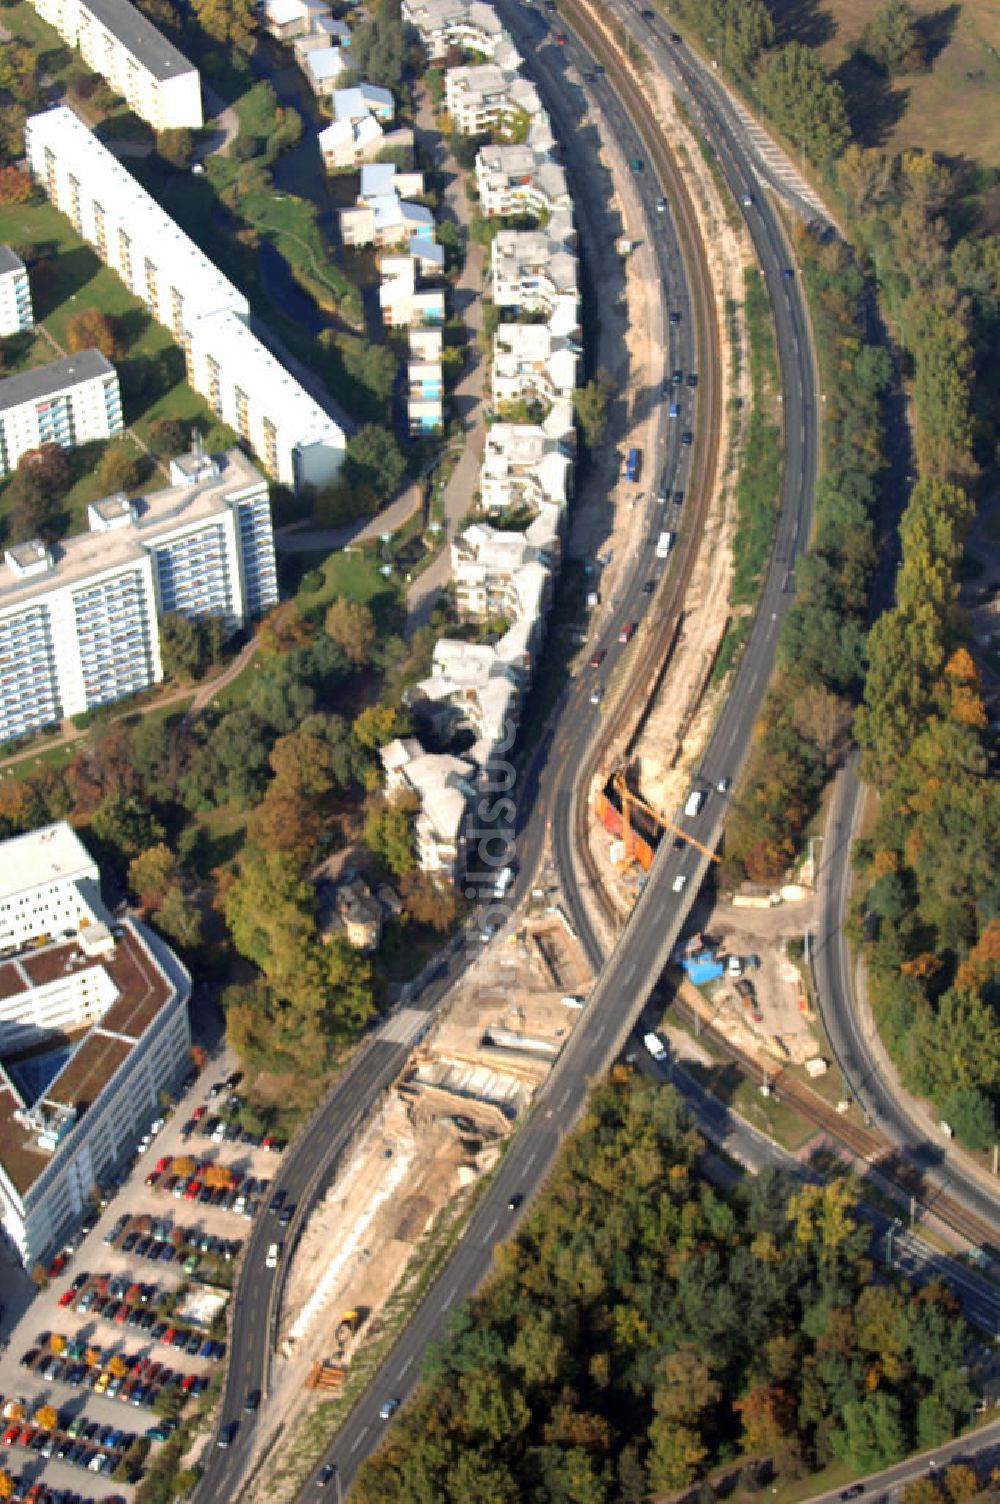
[0,1058,285,1503]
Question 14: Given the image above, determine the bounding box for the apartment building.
[0,247,34,337]
[409,327,443,363]
[339,163,434,249]
[262,0,330,39]
[0,350,122,476]
[474,143,571,218]
[379,737,477,879]
[444,52,544,137]
[493,321,580,407]
[30,0,202,129]
[0,448,277,745]
[0,824,192,1265]
[408,637,525,768]
[408,358,443,435]
[403,0,509,60]
[318,85,412,171]
[479,403,575,514]
[451,522,551,624]
[490,219,580,335]
[25,107,346,490]
[378,253,446,327]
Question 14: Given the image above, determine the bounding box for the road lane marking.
[559,1087,572,1110]
[400,1355,414,1377]
[350,1429,368,1453]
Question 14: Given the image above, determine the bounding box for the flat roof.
[0,448,265,615]
[0,823,95,904]
[0,924,178,1196]
[81,0,197,82]
[0,349,113,414]
[0,964,27,999]
[0,245,24,275]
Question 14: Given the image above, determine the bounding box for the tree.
[171,1155,196,1177]
[157,127,193,168]
[863,0,925,75]
[755,44,851,164]
[65,307,122,359]
[365,798,416,876]
[347,0,406,91]
[399,871,457,930]
[95,441,140,495]
[257,601,313,657]
[192,0,256,49]
[7,443,72,541]
[203,1162,232,1188]
[154,883,205,950]
[0,165,33,204]
[129,843,177,910]
[0,1470,14,1500]
[159,610,227,682]
[148,416,189,457]
[91,792,165,858]
[324,599,377,666]
[353,703,409,750]
[343,424,407,504]
[573,372,612,449]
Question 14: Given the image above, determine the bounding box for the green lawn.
[298,547,402,611]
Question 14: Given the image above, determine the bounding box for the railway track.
[552,0,1000,1269]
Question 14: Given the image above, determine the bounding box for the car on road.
[681,431,693,446]
[277,1204,294,1227]
[742,192,753,206]
[671,368,683,385]
[269,1190,285,1216]
[589,685,604,705]
[593,62,604,73]
[554,30,566,41]
[641,580,655,595]
[672,873,687,893]
[669,310,680,324]
[782,267,795,279]
[507,1193,523,1211]
[687,372,698,388]
[379,1399,400,1421]
[717,776,730,793]
[217,1421,238,1448]
[629,157,643,171]
[318,1464,336,1488]
[839,1490,864,1501]
[668,402,679,418]
[656,195,667,212]
[673,489,684,506]
[244,1391,261,1413]
[618,622,636,644]
[265,1242,281,1269]
[589,648,606,668]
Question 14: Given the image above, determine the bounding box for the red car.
[58,1287,75,1307]
[589,648,606,669]
[192,1106,207,1121]
[555,31,567,42]
[618,621,636,644]
[2,1426,19,1446]
[48,1253,67,1278]
[154,1155,171,1173]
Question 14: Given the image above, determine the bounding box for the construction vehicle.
[334,1309,365,1352]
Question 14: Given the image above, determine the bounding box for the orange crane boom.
[613,770,721,866]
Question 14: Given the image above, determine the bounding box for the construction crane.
[612,770,721,869]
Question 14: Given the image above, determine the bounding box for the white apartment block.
[480,404,575,514]
[380,737,477,879]
[339,163,434,249]
[0,350,122,476]
[475,143,571,218]
[0,247,34,337]
[379,253,446,327]
[409,327,443,363]
[409,637,525,768]
[26,108,346,491]
[263,0,330,40]
[493,322,580,407]
[451,521,551,624]
[444,51,544,137]
[0,448,277,745]
[408,360,443,435]
[318,85,412,171]
[30,0,202,129]
[403,0,509,60]
[0,825,192,1265]
[490,219,580,335]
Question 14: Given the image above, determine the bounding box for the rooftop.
[0,245,25,276]
[81,0,198,80]
[0,824,95,904]
[0,348,114,414]
[0,448,265,615]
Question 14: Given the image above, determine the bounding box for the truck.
[625,447,642,482]
[643,1031,668,1063]
[684,788,705,817]
[655,530,675,559]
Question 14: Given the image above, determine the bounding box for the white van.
[643,1032,667,1062]
[493,865,515,898]
[684,788,705,817]
[655,530,675,559]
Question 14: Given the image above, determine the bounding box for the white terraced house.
[474,143,571,218]
[0,350,122,476]
[451,522,552,625]
[492,322,580,407]
[0,448,277,745]
[444,51,544,136]
[29,0,202,128]
[380,737,477,879]
[402,0,509,60]
[318,85,413,171]
[25,107,346,491]
[0,247,34,337]
[490,219,580,334]
[0,823,192,1266]
[378,253,446,327]
[479,404,575,515]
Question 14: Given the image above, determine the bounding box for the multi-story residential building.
[0,350,122,476]
[339,163,433,249]
[262,0,330,40]
[29,0,202,129]
[0,447,277,745]
[451,522,551,625]
[490,219,580,335]
[492,321,580,407]
[0,823,192,1266]
[318,85,412,171]
[408,360,443,434]
[444,52,544,137]
[379,737,477,879]
[479,403,575,515]
[378,253,446,327]
[402,0,509,60]
[299,39,352,96]
[0,247,34,337]
[475,143,571,218]
[408,636,525,767]
[25,107,346,490]
[409,327,443,363]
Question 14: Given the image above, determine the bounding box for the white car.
[379,1399,400,1421]
[590,686,604,705]
[727,954,742,978]
[672,873,687,893]
[265,1242,281,1269]
[717,776,731,793]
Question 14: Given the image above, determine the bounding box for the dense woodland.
[354,1074,975,1503]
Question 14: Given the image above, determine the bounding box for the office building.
[0,350,122,476]
[25,107,346,491]
[0,247,34,337]
[0,824,192,1265]
[0,448,277,745]
[29,0,202,129]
